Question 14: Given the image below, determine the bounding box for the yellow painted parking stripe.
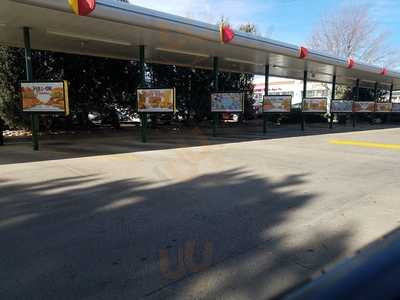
[90,154,138,161]
[330,140,400,151]
[109,154,137,161]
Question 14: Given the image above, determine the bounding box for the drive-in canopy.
[1,0,400,90]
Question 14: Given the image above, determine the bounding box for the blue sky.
[129,0,400,48]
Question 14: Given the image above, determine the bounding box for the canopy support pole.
[374,82,379,124]
[139,45,147,143]
[301,70,307,131]
[212,57,219,137]
[330,75,336,129]
[389,83,394,123]
[24,27,39,151]
[0,117,3,146]
[263,64,269,134]
[389,83,394,102]
[353,79,360,128]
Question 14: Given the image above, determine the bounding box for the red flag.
[220,25,234,44]
[380,68,388,76]
[299,46,308,59]
[347,58,355,69]
[68,0,96,16]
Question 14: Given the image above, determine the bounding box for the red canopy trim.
[68,0,96,16]
[299,46,308,59]
[220,25,234,44]
[347,58,355,69]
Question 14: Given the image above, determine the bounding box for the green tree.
[238,22,257,119]
[0,18,259,130]
[56,53,140,128]
[0,47,142,130]
[0,47,27,128]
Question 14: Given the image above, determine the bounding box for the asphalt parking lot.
[1,125,400,299]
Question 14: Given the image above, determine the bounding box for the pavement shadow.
[0,169,353,299]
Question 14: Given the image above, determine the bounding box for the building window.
[306,90,328,98]
[269,91,294,97]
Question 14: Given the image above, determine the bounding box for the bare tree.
[239,22,258,35]
[308,4,399,68]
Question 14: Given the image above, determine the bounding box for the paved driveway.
[1,126,400,299]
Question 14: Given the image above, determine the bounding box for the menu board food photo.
[353,101,375,113]
[21,81,69,115]
[211,93,244,112]
[375,102,392,113]
[137,88,175,113]
[302,98,327,113]
[330,100,353,113]
[392,103,400,113]
[263,95,292,113]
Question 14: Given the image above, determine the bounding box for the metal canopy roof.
[1,0,400,90]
